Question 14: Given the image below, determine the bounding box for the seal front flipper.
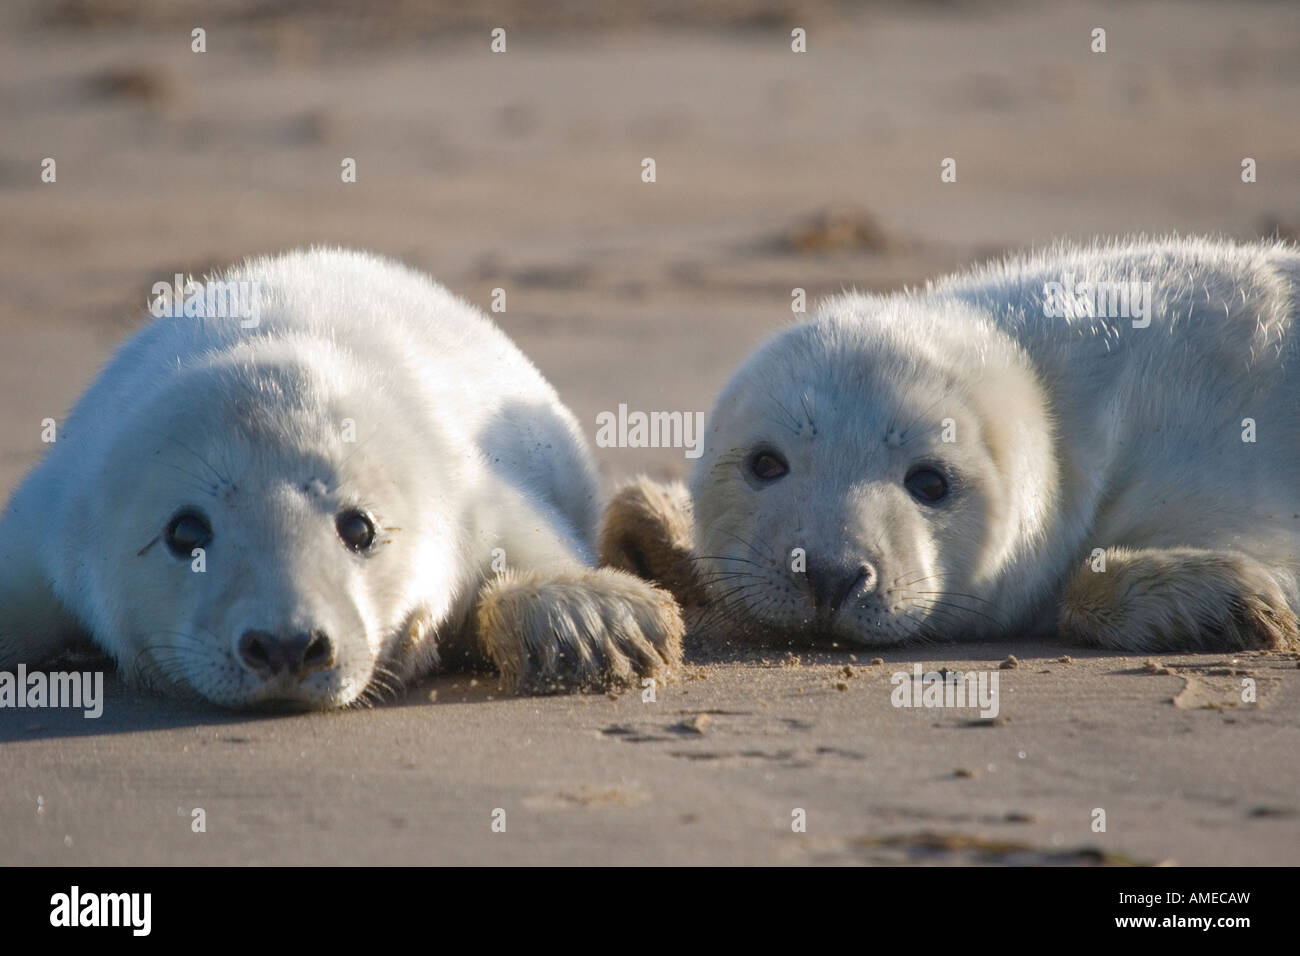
[475,567,684,694]
[598,476,706,609]
[0,490,81,668]
[1058,546,1300,652]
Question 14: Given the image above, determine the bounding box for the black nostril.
[237,629,333,679]
[858,564,877,592]
[301,630,333,672]
[238,630,277,675]
[808,562,877,615]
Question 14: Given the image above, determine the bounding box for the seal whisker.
[911,597,1004,631]
[798,391,817,431]
[763,388,805,434]
[713,528,768,561]
[910,590,1009,627]
[889,384,954,446]
[893,570,956,589]
[156,462,221,498]
[688,553,768,569]
[158,433,233,487]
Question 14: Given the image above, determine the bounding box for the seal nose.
[237,629,333,680]
[807,562,877,615]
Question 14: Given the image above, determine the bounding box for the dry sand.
[1,0,1299,864]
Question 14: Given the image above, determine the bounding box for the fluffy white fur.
[0,248,681,708]
[609,237,1300,652]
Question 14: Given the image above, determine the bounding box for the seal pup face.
[86,344,465,709]
[690,300,1057,646]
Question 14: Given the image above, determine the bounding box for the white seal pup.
[0,249,681,709]
[602,237,1300,652]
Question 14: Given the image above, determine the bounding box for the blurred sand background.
[1,0,1299,865]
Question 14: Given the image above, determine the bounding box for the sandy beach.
[1,0,1299,865]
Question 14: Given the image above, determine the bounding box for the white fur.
[690,237,1300,650]
[0,249,625,707]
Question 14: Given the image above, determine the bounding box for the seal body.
[0,249,681,708]
[605,238,1300,651]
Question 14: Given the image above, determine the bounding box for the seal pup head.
[688,295,1058,646]
[83,339,466,710]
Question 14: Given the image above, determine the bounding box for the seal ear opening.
[598,476,706,608]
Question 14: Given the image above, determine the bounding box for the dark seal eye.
[336,510,376,552]
[905,466,949,504]
[747,448,789,482]
[165,510,212,558]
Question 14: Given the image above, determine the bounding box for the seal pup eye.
[165,510,212,558]
[905,466,949,504]
[336,509,376,552]
[747,448,789,482]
